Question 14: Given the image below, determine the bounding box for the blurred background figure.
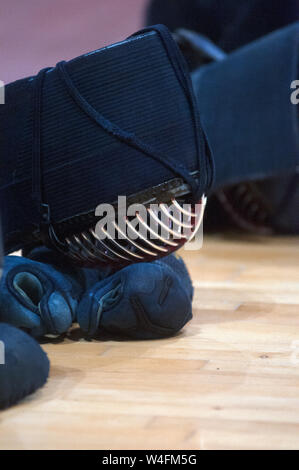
[146,0,299,235]
[146,0,299,52]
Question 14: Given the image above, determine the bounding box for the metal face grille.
[46,176,206,268]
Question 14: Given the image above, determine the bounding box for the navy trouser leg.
[192,24,299,190]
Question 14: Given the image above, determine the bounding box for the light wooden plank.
[1,235,299,449]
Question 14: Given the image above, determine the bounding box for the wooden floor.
[1,234,299,450]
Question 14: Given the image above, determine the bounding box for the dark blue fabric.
[32,67,52,224]
[146,0,299,52]
[131,25,214,195]
[55,58,199,200]
[77,254,193,339]
[146,1,299,192]
[256,174,299,234]
[0,248,106,337]
[192,24,299,189]
[146,1,299,233]
[0,323,49,409]
[1,27,210,254]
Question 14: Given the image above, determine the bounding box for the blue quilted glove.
[0,248,110,338]
[77,254,193,339]
[0,323,49,409]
